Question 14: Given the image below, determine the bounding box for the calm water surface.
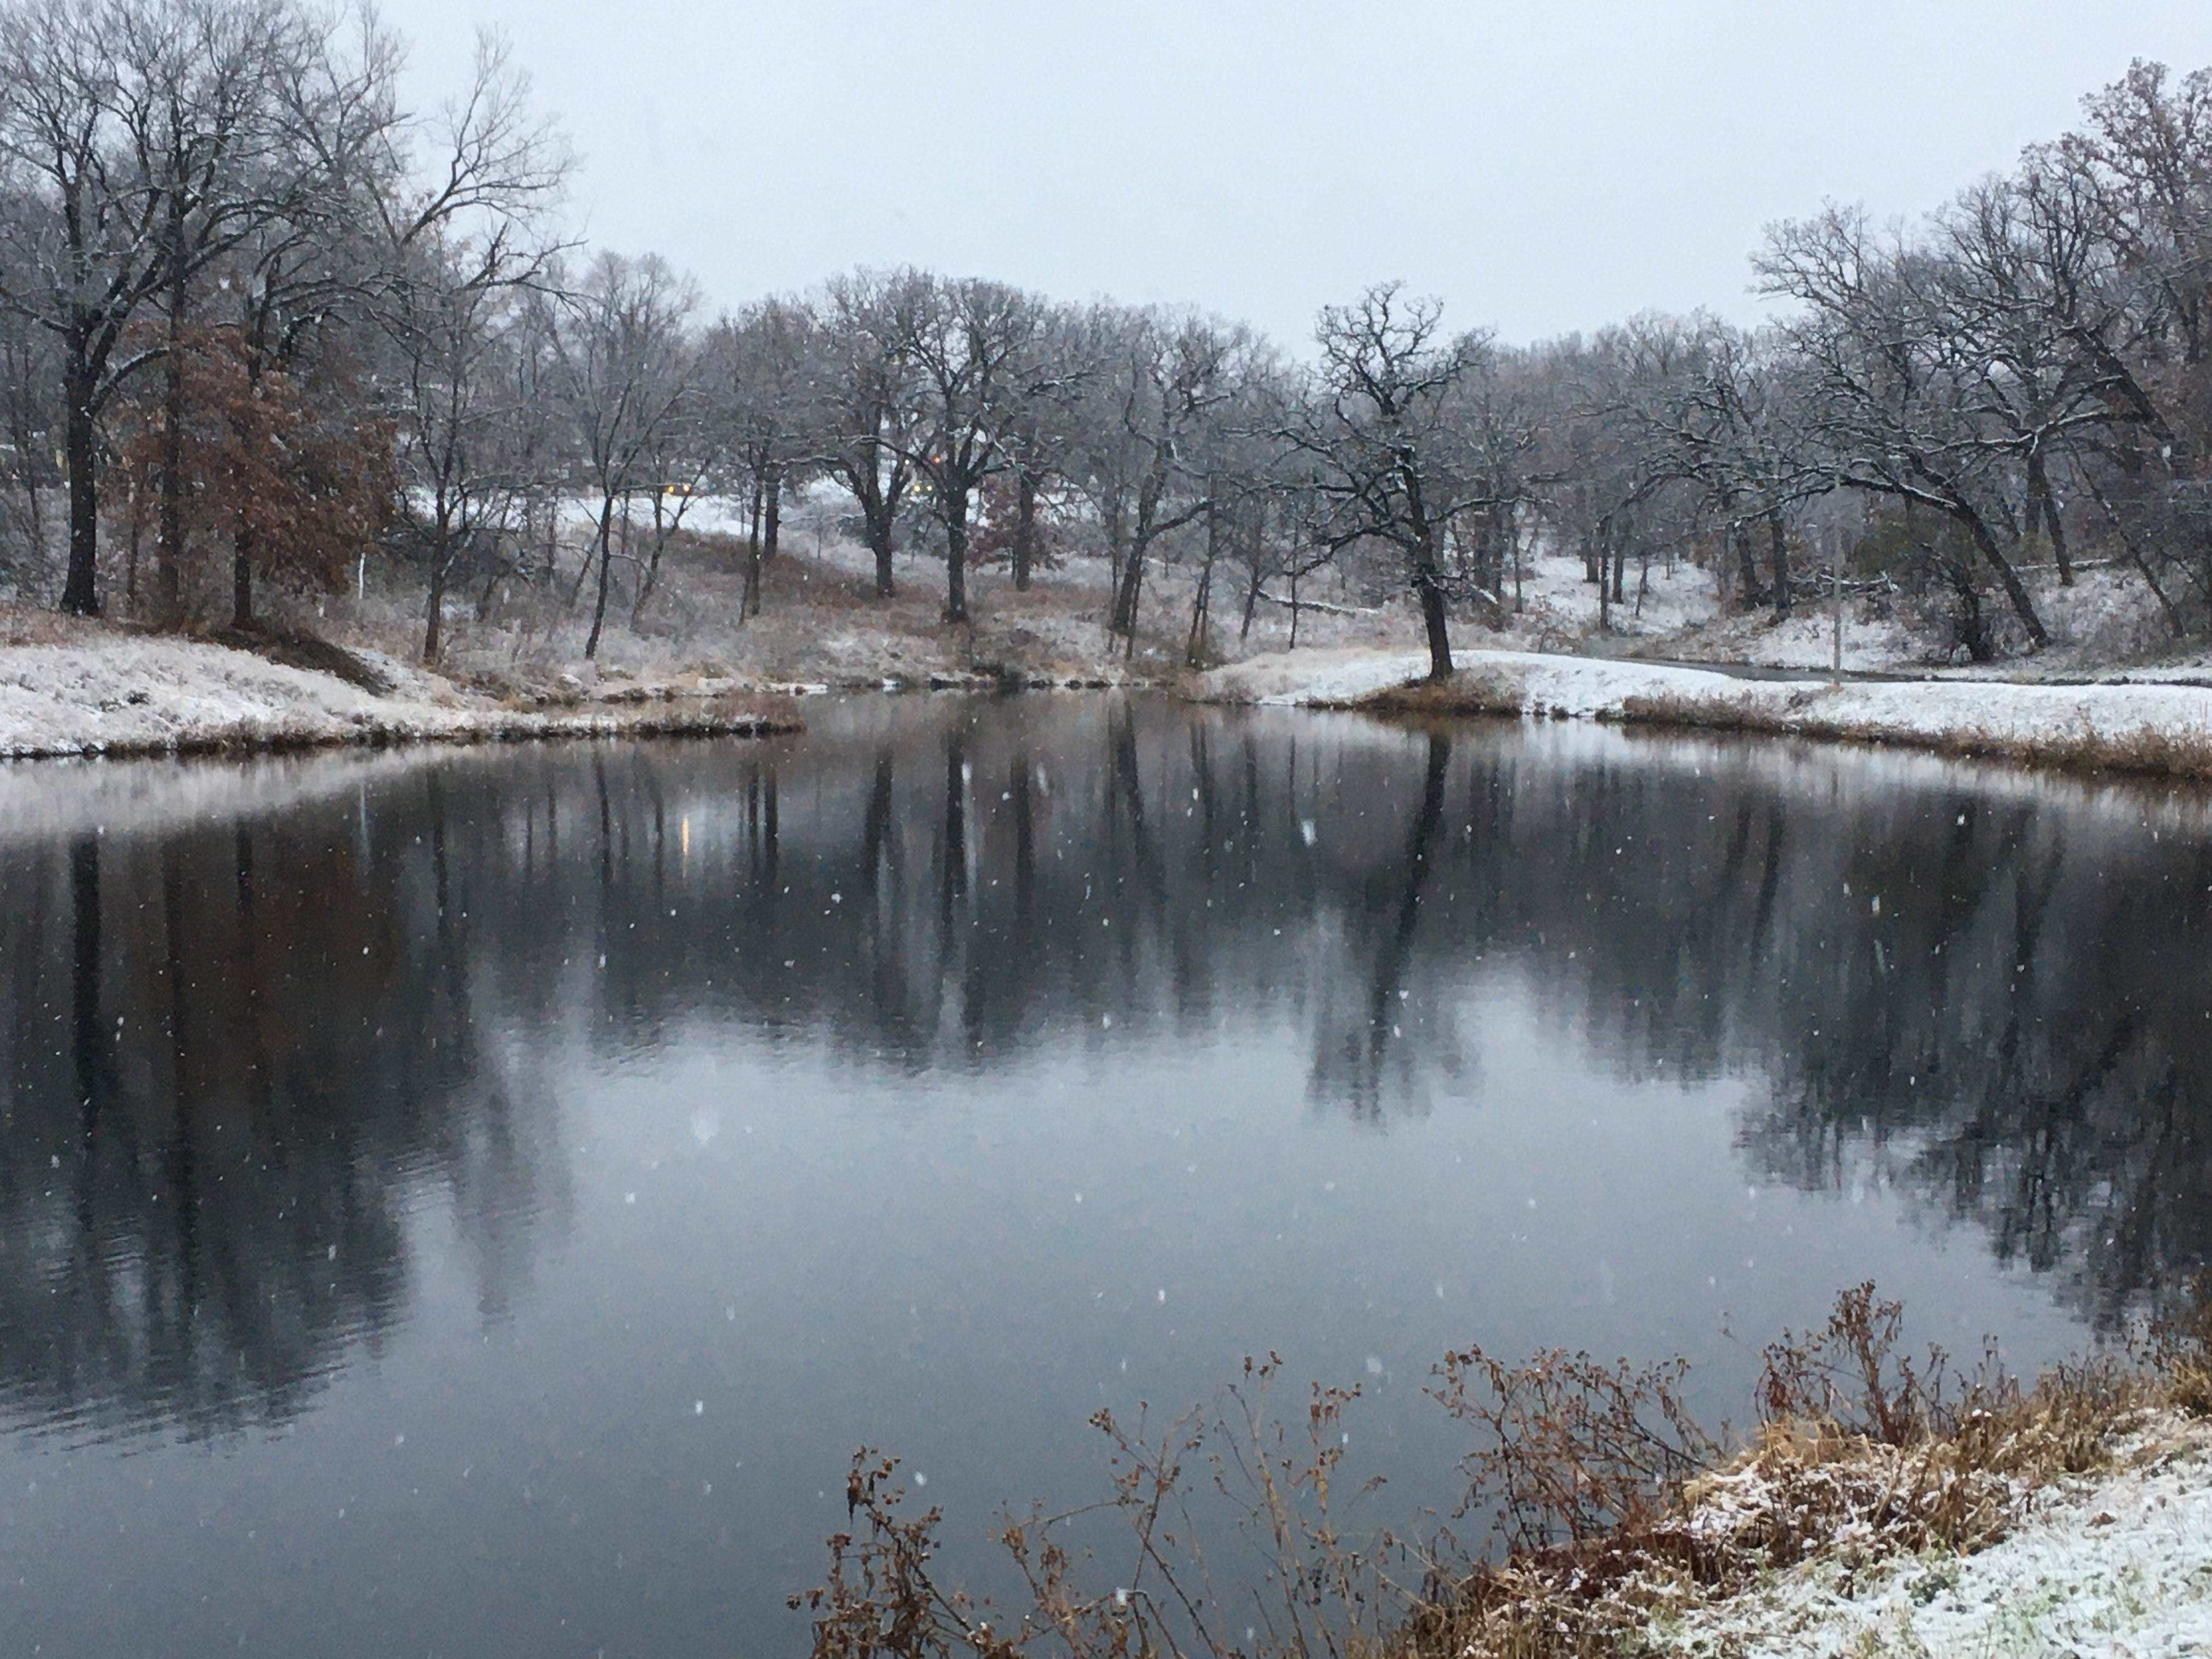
[1,695,2207,1656]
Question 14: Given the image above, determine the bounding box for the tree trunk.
[1186,498,1217,667]
[60,356,100,616]
[1239,501,1266,644]
[2130,548,2187,637]
[943,488,969,623]
[762,463,782,562]
[1110,534,1146,636]
[157,234,188,626]
[1960,509,2049,648]
[1186,565,1212,665]
[743,473,764,619]
[1105,496,1126,595]
[231,326,267,632]
[1122,551,1145,660]
[584,495,616,659]
[2045,492,2073,589]
[2028,454,2072,586]
[633,493,667,622]
[1734,521,1767,609]
[868,516,896,598]
[1945,557,1993,662]
[125,486,141,611]
[1598,522,1613,630]
[422,543,447,663]
[1768,509,1792,618]
[232,524,253,631]
[1415,534,1453,679]
[21,477,42,577]
[1510,503,1523,613]
[1012,467,1037,590]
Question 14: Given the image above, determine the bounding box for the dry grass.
[1345,665,2212,784]
[320,514,1417,698]
[1348,669,1532,719]
[199,624,398,692]
[789,1284,2212,1659]
[1394,1284,2192,1659]
[0,602,132,647]
[1611,691,2212,781]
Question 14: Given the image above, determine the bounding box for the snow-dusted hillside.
[0,630,792,760]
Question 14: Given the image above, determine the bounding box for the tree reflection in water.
[0,695,2207,1444]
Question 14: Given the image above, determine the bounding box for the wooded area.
[0,0,2208,678]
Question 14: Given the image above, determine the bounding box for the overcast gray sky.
[371,0,2209,348]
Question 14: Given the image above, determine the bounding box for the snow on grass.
[1652,603,1923,673]
[1199,647,1437,705]
[1503,550,1722,639]
[1656,1415,2212,1658]
[1198,646,2212,777]
[0,632,793,761]
[1645,561,2187,678]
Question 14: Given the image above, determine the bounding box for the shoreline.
[0,704,806,763]
[1657,1412,2212,1656]
[0,630,823,762]
[801,1282,2212,1659]
[1431,1391,2212,1659]
[1198,646,2212,784]
[10,627,2212,785]
[0,625,1177,763]
[1387,1285,2212,1658]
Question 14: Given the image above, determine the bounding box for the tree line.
[0,0,2207,673]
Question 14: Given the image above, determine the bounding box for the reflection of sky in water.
[0,696,2200,1657]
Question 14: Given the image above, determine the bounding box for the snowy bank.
[0,632,799,761]
[1657,1414,2212,1657]
[1403,1277,2212,1659]
[1198,647,2212,780]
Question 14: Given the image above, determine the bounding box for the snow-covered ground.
[0,632,792,760]
[1658,1415,2212,1658]
[1639,559,2200,678]
[1502,549,1722,640]
[1199,646,2212,775]
[1654,603,1922,673]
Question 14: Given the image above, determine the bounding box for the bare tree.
[705,295,814,618]
[0,295,59,588]
[1758,207,2051,652]
[0,0,262,614]
[360,30,567,660]
[545,250,699,660]
[1080,307,1253,647]
[898,275,1043,624]
[1288,282,1494,679]
[809,267,927,599]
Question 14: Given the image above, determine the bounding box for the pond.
[0,694,2206,1657]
